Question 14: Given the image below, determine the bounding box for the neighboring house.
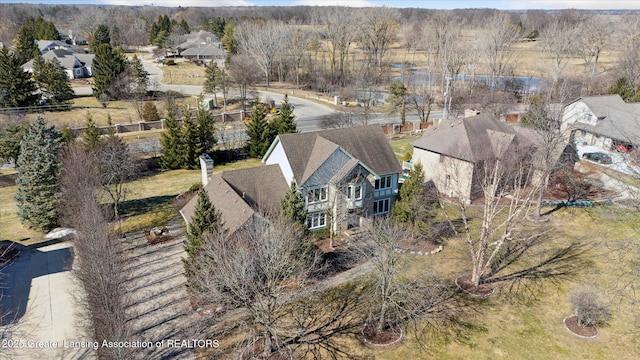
[37,40,73,54]
[180,45,225,66]
[263,125,401,232]
[181,125,401,235]
[22,49,94,79]
[176,30,220,53]
[412,114,535,202]
[561,94,640,151]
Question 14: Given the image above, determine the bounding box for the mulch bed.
[0,173,17,188]
[361,320,403,346]
[144,227,174,245]
[455,275,496,297]
[563,315,598,338]
[398,235,441,254]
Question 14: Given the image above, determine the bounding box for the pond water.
[393,72,549,94]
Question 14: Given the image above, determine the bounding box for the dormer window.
[584,113,592,122]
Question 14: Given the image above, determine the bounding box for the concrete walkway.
[1,242,93,359]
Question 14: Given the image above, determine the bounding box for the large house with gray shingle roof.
[181,125,401,236]
[561,94,640,151]
[412,114,535,202]
[23,48,94,79]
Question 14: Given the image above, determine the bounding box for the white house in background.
[561,94,640,151]
[22,49,94,79]
[263,125,401,232]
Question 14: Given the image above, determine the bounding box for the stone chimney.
[199,154,214,186]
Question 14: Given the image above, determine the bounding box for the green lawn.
[390,135,420,162]
[375,206,640,359]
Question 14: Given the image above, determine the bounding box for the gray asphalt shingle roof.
[412,113,530,162]
[569,95,640,144]
[278,125,401,184]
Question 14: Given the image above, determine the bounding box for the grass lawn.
[0,185,45,244]
[390,135,421,162]
[119,158,262,233]
[374,206,639,359]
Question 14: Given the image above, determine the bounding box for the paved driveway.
[1,241,93,359]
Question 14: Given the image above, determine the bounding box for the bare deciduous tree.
[313,7,360,86]
[235,21,285,88]
[358,6,399,79]
[539,17,576,87]
[441,147,539,288]
[59,145,132,360]
[480,13,522,90]
[227,54,261,111]
[97,135,135,222]
[577,14,613,76]
[193,217,316,358]
[356,218,459,336]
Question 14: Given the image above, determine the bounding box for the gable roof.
[273,125,401,184]
[568,95,640,144]
[412,113,530,162]
[22,49,93,72]
[180,164,288,235]
[181,45,225,57]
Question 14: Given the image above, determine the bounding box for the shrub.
[189,182,203,193]
[165,59,177,66]
[311,228,330,240]
[569,287,611,327]
[141,102,161,122]
[402,152,412,162]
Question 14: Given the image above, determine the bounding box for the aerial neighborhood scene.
[2,0,640,358]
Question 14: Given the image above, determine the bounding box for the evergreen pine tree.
[245,100,275,158]
[89,24,111,53]
[142,102,160,121]
[92,43,126,101]
[126,55,149,97]
[271,94,297,134]
[14,24,39,65]
[182,111,199,169]
[184,190,221,260]
[159,104,183,169]
[183,190,222,290]
[0,122,28,163]
[60,124,75,145]
[15,117,61,231]
[195,100,216,156]
[82,111,101,149]
[33,57,74,104]
[0,47,40,108]
[280,182,307,226]
[106,114,117,137]
[391,162,431,231]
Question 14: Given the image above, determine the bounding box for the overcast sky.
[2,0,640,9]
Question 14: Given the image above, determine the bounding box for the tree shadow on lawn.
[120,195,178,218]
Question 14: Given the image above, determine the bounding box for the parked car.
[614,144,632,152]
[582,152,612,164]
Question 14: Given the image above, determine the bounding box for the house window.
[584,113,592,122]
[439,154,445,163]
[347,184,363,200]
[306,212,327,229]
[375,175,392,190]
[374,198,390,215]
[445,175,451,188]
[306,186,328,204]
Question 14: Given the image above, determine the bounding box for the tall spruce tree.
[183,190,222,289]
[280,182,307,226]
[271,95,297,134]
[0,47,40,108]
[159,104,183,169]
[89,24,111,53]
[15,117,61,231]
[182,111,199,169]
[92,43,126,101]
[391,162,431,231]
[82,111,101,149]
[245,100,274,158]
[195,100,216,156]
[33,57,74,104]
